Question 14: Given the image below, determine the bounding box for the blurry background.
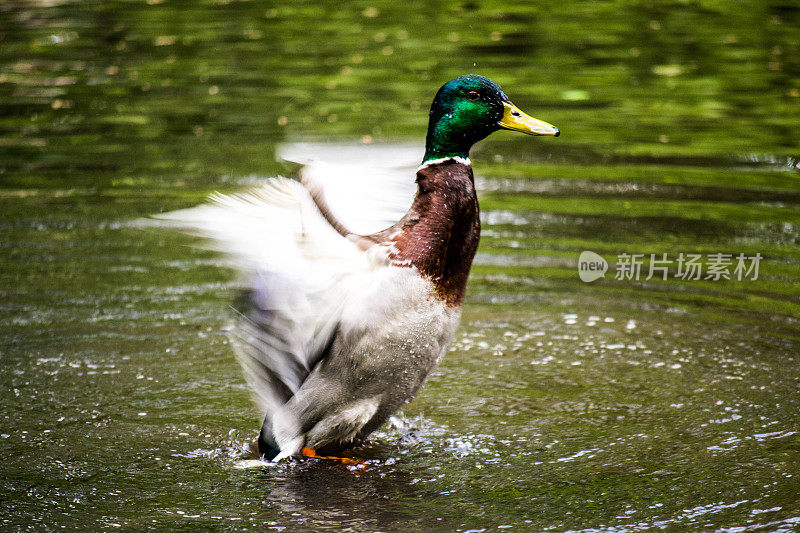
[1,1,799,531]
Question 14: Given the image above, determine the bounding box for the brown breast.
[371,159,480,306]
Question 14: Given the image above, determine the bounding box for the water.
[2,1,799,531]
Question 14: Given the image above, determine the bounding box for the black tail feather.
[258,418,281,460]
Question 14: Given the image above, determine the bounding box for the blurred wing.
[300,162,416,236]
[278,142,420,236]
[154,178,379,412]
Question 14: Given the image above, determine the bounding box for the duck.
[159,74,558,462]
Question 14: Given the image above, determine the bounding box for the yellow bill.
[498,101,559,136]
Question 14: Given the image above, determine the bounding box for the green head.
[423,74,559,163]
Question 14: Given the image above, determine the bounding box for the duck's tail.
[258,422,281,460]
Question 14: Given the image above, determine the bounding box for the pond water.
[2,1,799,531]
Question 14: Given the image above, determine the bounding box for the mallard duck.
[161,74,558,461]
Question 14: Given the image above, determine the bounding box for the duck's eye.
[467,91,480,101]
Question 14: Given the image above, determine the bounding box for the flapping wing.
[300,162,417,236]
[152,142,421,422]
[278,142,419,236]
[154,178,380,412]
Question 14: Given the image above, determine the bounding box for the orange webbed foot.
[300,447,367,470]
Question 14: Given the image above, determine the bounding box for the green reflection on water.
[1,0,799,531]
